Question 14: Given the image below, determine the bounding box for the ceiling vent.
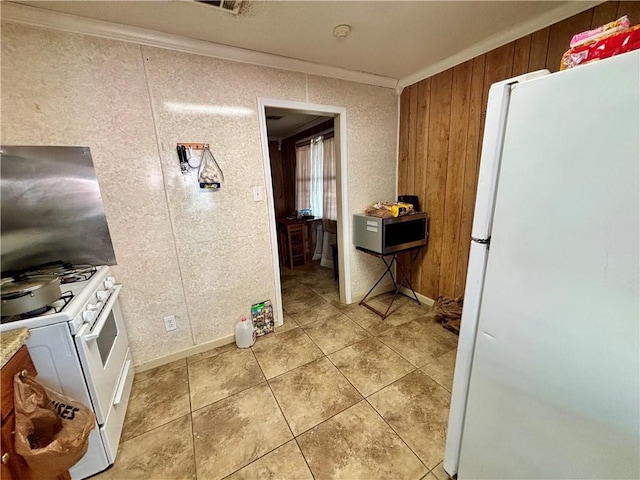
[195,0,242,15]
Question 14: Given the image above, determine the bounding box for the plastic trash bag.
[13,373,95,479]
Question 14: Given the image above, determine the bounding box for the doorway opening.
[257,99,351,327]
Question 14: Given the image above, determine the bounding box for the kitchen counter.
[0,328,30,368]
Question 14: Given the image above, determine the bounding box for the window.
[295,135,336,221]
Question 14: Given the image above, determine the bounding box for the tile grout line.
[303,267,446,476]
[120,411,192,445]
[420,364,454,394]
[283,271,413,426]
[323,339,453,467]
[190,379,268,415]
[215,351,296,479]
[289,394,364,439]
[299,313,372,345]
[189,344,268,414]
[280,258,368,479]
[189,411,198,479]
[250,347,290,433]
[323,335,371,359]
[361,366,453,475]
[123,363,192,444]
[293,436,317,480]
[263,310,321,478]
[132,359,186,385]
[248,350,309,473]
[125,264,448,479]
[260,335,366,438]
[267,290,377,440]
[287,284,372,358]
[376,331,427,369]
[249,267,439,476]
[185,360,199,479]
[363,390,432,474]
[270,272,367,457]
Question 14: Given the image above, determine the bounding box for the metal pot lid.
[0,275,60,299]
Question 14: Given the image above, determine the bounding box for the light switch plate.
[252,186,264,201]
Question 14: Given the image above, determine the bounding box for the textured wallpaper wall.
[1,23,398,365]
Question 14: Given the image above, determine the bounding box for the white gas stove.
[1,266,133,479]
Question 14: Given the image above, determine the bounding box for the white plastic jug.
[235,316,255,348]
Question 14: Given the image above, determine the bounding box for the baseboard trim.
[399,286,435,307]
[135,333,235,372]
[350,283,395,304]
[351,283,435,307]
[134,288,433,372]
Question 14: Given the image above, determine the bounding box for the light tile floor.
[96,263,457,480]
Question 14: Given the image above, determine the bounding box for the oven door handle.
[113,358,132,405]
[82,285,123,342]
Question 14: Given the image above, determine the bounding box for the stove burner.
[59,266,96,284]
[22,306,51,317]
[0,291,74,324]
[21,263,97,284]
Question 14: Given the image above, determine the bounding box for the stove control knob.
[96,290,109,301]
[104,277,115,290]
[83,310,96,323]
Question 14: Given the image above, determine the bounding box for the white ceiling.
[265,108,329,139]
[8,1,598,86]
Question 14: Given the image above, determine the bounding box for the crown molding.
[1,2,398,90]
[396,0,602,92]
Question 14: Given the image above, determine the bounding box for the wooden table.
[276,217,321,269]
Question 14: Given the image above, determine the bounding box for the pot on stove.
[0,275,62,316]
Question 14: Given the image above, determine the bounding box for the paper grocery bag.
[13,373,96,479]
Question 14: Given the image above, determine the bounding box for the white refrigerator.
[444,50,639,479]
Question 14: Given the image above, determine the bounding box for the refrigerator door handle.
[472,237,491,245]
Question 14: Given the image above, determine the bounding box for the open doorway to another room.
[262,105,343,328]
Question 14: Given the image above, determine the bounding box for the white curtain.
[296,134,337,269]
[322,136,337,221]
[313,136,337,267]
[310,136,324,218]
[295,144,311,211]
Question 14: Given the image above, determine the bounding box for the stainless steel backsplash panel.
[1,146,117,275]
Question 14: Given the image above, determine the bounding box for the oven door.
[75,285,129,425]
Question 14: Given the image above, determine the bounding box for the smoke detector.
[195,0,242,15]
[333,24,351,39]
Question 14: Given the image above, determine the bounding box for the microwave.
[352,212,428,254]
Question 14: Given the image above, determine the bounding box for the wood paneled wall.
[269,140,287,218]
[398,1,640,300]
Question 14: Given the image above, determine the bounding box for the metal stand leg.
[359,255,397,319]
[359,247,423,320]
[395,247,422,304]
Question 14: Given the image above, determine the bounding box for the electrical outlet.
[164,315,177,331]
[252,186,264,202]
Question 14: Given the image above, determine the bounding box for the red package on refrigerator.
[560,24,640,70]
